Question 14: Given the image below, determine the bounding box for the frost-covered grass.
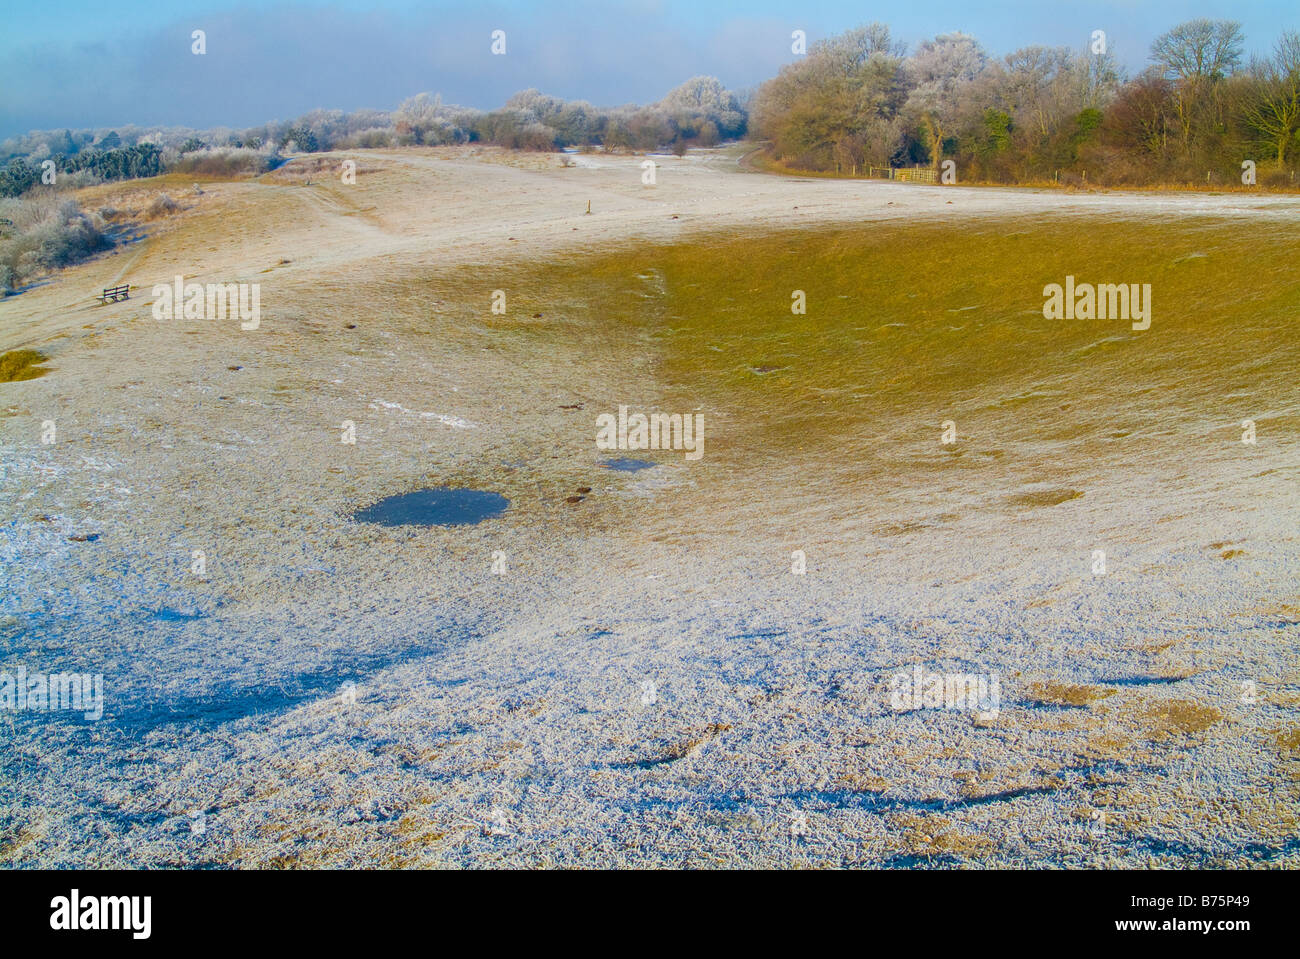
[1,158,1297,867]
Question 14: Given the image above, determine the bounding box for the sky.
[1,0,1296,139]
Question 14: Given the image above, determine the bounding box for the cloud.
[6,0,1286,137]
[0,2,788,137]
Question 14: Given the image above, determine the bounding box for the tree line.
[0,144,164,197]
[3,18,1297,195]
[0,76,748,197]
[752,19,1300,187]
[391,78,746,153]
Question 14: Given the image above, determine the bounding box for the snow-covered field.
[1,147,1298,867]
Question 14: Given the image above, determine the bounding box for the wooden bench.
[100,284,129,303]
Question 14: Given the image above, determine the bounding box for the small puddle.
[600,458,656,473]
[152,607,204,623]
[352,487,509,527]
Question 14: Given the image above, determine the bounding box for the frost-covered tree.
[904,32,988,169]
[657,76,747,138]
[751,23,906,171]
[393,93,476,145]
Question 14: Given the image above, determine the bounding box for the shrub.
[0,197,111,292]
[0,159,41,197]
[168,147,276,177]
[62,143,164,182]
[281,126,319,152]
[146,194,179,218]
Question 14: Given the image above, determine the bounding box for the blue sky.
[1,0,1296,138]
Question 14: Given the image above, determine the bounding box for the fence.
[886,166,939,184]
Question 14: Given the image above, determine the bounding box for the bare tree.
[1151,18,1245,82]
[1241,32,1300,166]
[1150,19,1245,158]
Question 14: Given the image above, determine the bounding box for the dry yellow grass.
[887,811,996,860]
[0,349,49,382]
[1025,681,1117,708]
[1143,700,1224,737]
[1276,727,1300,758]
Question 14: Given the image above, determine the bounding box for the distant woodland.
[5,18,1298,196]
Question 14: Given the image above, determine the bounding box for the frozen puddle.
[600,458,656,472]
[351,488,509,527]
